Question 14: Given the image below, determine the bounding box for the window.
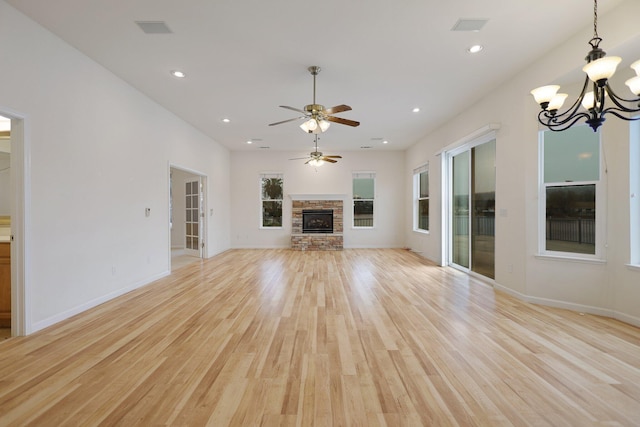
[353,172,375,227]
[540,125,601,257]
[413,164,429,231]
[260,173,283,228]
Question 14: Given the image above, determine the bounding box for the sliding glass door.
[452,151,470,268]
[448,139,496,279]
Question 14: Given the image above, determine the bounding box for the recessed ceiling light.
[383,140,389,144]
[246,140,252,144]
[171,70,186,78]
[222,118,230,123]
[467,45,484,54]
[412,107,420,113]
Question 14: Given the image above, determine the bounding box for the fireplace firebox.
[302,209,333,233]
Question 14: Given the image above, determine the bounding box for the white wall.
[230,150,405,249]
[0,1,231,333]
[404,0,640,325]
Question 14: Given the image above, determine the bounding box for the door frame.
[168,164,208,269]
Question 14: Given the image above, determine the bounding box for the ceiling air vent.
[451,19,488,32]
[135,21,173,34]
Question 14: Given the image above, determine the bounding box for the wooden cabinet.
[0,242,10,327]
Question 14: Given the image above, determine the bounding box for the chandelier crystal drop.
[530,0,640,132]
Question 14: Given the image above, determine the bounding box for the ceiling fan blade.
[323,155,342,158]
[321,157,338,163]
[279,105,307,114]
[323,104,352,115]
[289,156,311,160]
[269,116,306,126]
[326,116,360,127]
[304,159,313,164]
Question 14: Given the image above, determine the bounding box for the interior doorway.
[0,114,11,338]
[0,110,27,337]
[169,166,207,270]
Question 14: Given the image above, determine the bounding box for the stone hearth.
[291,197,343,251]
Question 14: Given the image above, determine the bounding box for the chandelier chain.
[593,0,598,39]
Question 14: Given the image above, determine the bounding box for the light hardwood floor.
[0,249,639,426]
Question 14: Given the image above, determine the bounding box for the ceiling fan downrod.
[309,66,321,110]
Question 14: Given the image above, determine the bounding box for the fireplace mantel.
[289,194,346,201]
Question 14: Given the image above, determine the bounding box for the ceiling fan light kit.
[269,66,360,133]
[300,115,331,134]
[308,158,325,167]
[530,0,640,132]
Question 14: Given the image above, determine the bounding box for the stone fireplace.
[290,195,344,250]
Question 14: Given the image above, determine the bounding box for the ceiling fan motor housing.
[304,104,325,115]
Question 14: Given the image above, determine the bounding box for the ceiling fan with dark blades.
[289,135,342,166]
[269,66,360,133]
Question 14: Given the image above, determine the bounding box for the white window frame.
[537,126,605,261]
[259,173,284,229]
[352,172,375,228]
[413,163,429,233]
[629,119,640,268]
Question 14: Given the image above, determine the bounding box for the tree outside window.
[261,174,283,227]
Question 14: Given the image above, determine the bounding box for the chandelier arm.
[602,109,640,122]
[537,110,591,132]
[544,76,591,122]
[604,83,640,107]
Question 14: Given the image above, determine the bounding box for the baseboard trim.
[388,252,640,328]
[494,283,613,316]
[31,270,170,333]
[493,282,640,327]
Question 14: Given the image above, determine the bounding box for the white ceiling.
[6,0,626,153]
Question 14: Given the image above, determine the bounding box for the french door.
[448,138,496,279]
[184,178,203,257]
